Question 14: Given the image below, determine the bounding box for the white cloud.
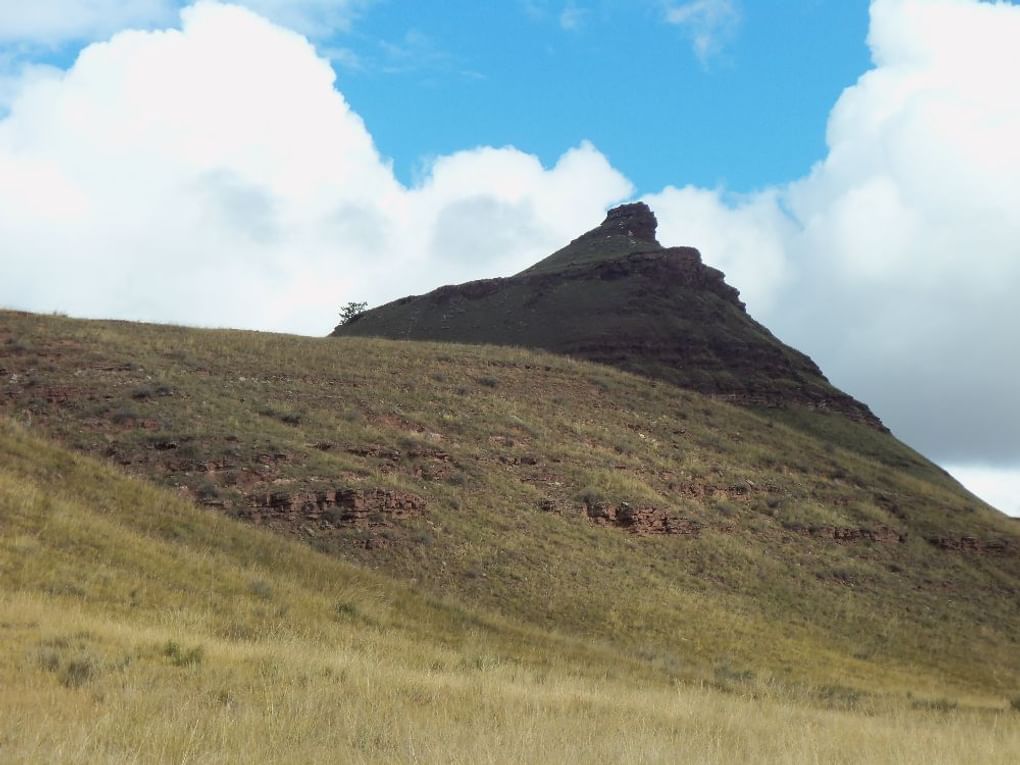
[236,0,373,38]
[664,0,741,64]
[519,1,589,34]
[0,2,631,335]
[560,4,587,31]
[0,0,370,45]
[0,0,177,45]
[947,465,1020,518]
[0,59,63,113]
[643,185,793,313]
[647,0,1020,468]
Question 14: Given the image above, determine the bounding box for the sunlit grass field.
[3,419,1019,763]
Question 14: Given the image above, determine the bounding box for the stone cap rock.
[596,202,659,244]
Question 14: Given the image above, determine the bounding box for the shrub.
[577,487,605,508]
[911,697,958,713]
[335,601,359,619]
[818,684,863,710]
[37,649,61,673]
[220,623,257,642]
[258,406,302,425]
[163,641,204,667]
[412,529,435,546]
[248,579,273,600]
[110,407,138,425]
[60,658,97,688]
[190,479,221,503]
[714,664,755,685]
[714,499,740,517]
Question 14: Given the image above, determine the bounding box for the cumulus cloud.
[0,59,63,113]
[0,0,370,45]
[947,465,1020,518]
[664,0,741,64]
[647,0,1020,472]
[234,0,374,38]
[0,1,177,45]
[0,2,630,335]
[644,185,793,313]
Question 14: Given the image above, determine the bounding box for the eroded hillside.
[6,418,1020,762]
[2,309,1019,697]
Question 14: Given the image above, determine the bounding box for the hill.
[2,308,1019,712]
[333,203,881,427]
[4,417,1020,761]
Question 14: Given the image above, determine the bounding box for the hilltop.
[333,203,882,426]
[2,309,1019,708]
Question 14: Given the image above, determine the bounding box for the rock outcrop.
[583,499,702,536]
[334,203,884,428]
[238,487,426,545]
[926,536,1015,555]
[785,524,906,544]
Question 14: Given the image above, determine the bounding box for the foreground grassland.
[2,421,1019,763]
[1,311,1019,701]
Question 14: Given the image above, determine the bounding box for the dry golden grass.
[4,595,1020,764]
[2,418,1019,763]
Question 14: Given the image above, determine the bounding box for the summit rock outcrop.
[333,203,883,428]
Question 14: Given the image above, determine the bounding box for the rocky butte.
[333,202,883,428]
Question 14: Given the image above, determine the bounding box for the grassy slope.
[3,419,1020,763]
[333,259,859,415]
[517,222,650,274]
[334,205,879,424]
[2,310,1019,703]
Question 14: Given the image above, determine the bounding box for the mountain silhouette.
[334,202,882,428]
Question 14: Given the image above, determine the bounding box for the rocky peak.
[333,199,886,430]
[519,202,663,276]
[592,202,660,244]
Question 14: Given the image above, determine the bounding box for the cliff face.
[333,203,884,428]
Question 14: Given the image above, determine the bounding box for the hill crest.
[4,308,1019,702]
[334,203,883,428]
[520,201,666,276]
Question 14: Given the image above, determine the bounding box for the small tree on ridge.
[338,301,368,326]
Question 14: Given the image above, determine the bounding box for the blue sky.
[332,1,871,193]
[4,1,871,193]
[1,0,1019,515]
